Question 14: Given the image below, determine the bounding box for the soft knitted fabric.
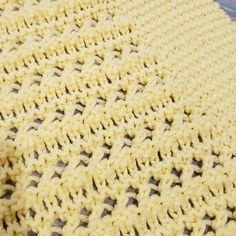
[0,0,236,235]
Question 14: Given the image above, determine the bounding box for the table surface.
[215,0,236,20]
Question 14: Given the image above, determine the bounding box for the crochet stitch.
[0,0,236,235]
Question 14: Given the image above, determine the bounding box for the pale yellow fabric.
[0,0,236,235]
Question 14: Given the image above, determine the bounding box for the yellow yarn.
[0,0,236,235]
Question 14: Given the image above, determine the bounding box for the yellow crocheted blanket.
[0,0,236,235]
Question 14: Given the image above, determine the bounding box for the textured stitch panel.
[0,0,236,236]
